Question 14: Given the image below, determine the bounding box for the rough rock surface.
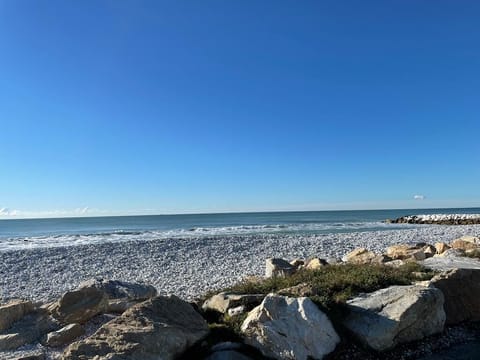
[434,242,450,255]
[0,300,34,332]
[343,285,445,351]
[391,214,480,225]
[451,239,478,251]
[422,255,480,271]
[386,245,426,261]
[437,248,466,258]
[342,248,376,264]
[0,334,26,351]
[305,257,328,270]
[49,285,108,324]
[62,295,209,360]
[265,258,296,278]
[429,268,480,325]
[45,323,84,347]
[0,309,57,351]
[3,351,46,360]
[79,278,157,301]
[241,294,340,360]
[106,299,138,313]
[453,235,480,244]
[202,292,265,314]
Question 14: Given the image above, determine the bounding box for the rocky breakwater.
[388,213,480,225]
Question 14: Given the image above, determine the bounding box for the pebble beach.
[2,224,479,303]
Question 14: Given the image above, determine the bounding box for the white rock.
[455,235,480,244]
[62,295,209,359]
[228,305,246,317]
[422,254,480,271]
[241,294,339,360]
[343,285,445,351]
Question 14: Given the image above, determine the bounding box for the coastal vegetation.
[189,262,437,359]
[223,262,433,311]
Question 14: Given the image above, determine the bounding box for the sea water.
[1,208,479,251]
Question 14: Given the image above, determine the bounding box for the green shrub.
[197,262,436,345]
[225,262,434,311]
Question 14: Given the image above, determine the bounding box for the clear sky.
[1,1,479,218]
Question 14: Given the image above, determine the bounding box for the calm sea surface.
[0,208,479,251]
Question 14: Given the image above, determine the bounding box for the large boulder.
[0,300,34,332]
[78,278,157,301]
[78,279,157,314]
[385,244,426,261]
[202,292,265,314]
[305,258,328,270]
[342,248,376,264]
[241,294,340,360]
[49,285,108,324]
[0,309,57,351]
[453,235,480,244]
[429,268,480,325]
[422,254,480,271]
[265,258,296,278]
[62,295,209,360]
[343,285,445,351]
[451,239,478,251]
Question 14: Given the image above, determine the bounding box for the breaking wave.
[0,221,415,252]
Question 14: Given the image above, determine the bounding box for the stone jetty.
[388,213,480,225]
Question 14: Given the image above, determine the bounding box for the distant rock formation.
[387,214,480,225]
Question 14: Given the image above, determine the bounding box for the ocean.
[1,208,479,252]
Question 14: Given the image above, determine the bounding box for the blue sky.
[1,1,479,218]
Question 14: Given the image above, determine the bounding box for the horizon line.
[1,205,480,221]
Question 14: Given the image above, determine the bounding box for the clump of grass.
[196,262,436,346]
[225,262,435,311]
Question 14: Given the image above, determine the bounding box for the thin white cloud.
[0,206,97,219]
[413,195,425,200]
[0,207,18,216]
[75,207,90,215]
